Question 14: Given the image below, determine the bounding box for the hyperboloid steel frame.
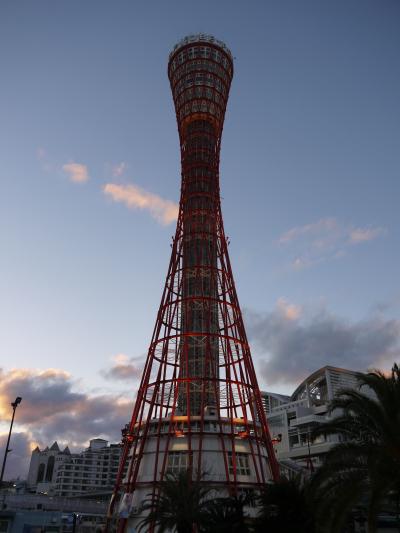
[107,34,279,532]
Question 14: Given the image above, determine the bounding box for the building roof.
[50,442,60,451]
[262,391,291,403]
[290,365,361,402]
[169,34,233,60]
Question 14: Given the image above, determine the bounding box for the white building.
[119,412,270,523]
[27,441,71,494]
[262,366,366,472]
[54,439,122,498]
[27,439,123,498]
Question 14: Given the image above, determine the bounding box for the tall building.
[108,34,278,531]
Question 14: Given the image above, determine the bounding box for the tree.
[137,469,211,533]
[254,475,316,533]
[310,364,400,532]
[203,492,253,532]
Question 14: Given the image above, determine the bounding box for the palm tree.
[203,492,253,532]
[310,363,400,532]
[254,475,316,533]
[137,469,212,533]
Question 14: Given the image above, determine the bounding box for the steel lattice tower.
[107,34,279,532]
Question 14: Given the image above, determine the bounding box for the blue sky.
[0,0,399,476]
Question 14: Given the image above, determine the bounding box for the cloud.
[276,297,302,321]
[278,217,386,270]
[112,162,127,177]
[36,146,55,173]
[0,369,85,423]
[0,432,31,480]
[246,300,400,387]
[279,218,338,245]
[101,353,144,381]
[348,227,386,244]
[103,183,178,225]
[0,368,133,479]
[62,162,89,184]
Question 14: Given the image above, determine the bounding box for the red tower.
[108,34,279,531]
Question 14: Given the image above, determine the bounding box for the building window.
[45,456,55,481]
[166,452,188,474]
[228,452,251,476]
[37,463,45,483]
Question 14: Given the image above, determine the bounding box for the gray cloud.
[100,354,144,382]
[0,369,85,425]
[245,303,400,387]
[0,368,133,479]
[0,432,31,480]
[30,395,131,448]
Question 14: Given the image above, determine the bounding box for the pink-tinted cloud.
[62,162,89,183]
[348,226,386,244]
[0,367,133,479]
[103,183,178,225]
[276,298,302,321]
[101,353,144,382]
[0,368,83,423]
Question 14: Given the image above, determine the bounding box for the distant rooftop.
[89,438,108,450]
[169,34,233,60]
[261,391,291,403]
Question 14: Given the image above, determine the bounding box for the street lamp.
[0,396,22,486]
[306,428,314,473]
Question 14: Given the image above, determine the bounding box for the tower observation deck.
[107,34,279,532]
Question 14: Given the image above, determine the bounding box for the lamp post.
[0,396,22,486]
[306,428,314,473]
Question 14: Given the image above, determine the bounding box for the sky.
[1,0,399,479]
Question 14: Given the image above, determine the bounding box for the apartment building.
[27,439,123,498]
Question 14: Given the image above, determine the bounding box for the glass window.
[167,451,188,473]
[228,452,251,476]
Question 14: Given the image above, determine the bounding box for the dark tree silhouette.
[254,475,316,533]
[203,492,253,532]
[138,470,211,533]
[310,364,400,532]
